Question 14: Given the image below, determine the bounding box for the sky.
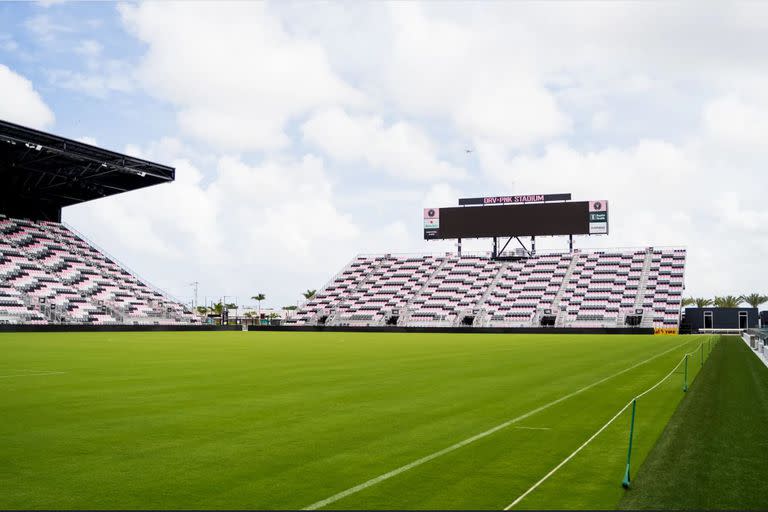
[1,1,767,310]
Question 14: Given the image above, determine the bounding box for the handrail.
[61,221,186,306]
[355,246,687,258]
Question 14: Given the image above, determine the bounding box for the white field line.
[302,340,691,510]
[0,371,66,379]
[504,338,711,510]
[514,426,551,431]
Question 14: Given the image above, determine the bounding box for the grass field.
[620,336,768,510]
[0,332,715,509]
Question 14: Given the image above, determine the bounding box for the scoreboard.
[424,200,608,239]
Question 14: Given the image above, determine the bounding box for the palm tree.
[251,294,266,319]
[208,302,224,315]
[681,297,696,308]
[303,289,317,300]
[195,306,208,316]
[741,293,768,309]
[694,298,713,308]
[714,295,742,308]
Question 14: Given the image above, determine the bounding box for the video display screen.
[423,201,608,239]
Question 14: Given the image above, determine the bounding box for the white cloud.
[0,65,54,129]
[48,59,136,98]
[119,1,362,152]
[64,142,361,304]
[381,4,569,148]
[476,136,768,298]
[423,183,462,208]
[456,75,570,147]
[702,95,768,151]
[76,136,98,146]
[24,14,72,42]
[74,39,103,59]
[34,1,768,301]
[302,108,465,182]
[0,34,18,52]
[37,0,67,7]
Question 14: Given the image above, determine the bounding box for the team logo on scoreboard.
[424,208,440,230]
[589,200,607,212]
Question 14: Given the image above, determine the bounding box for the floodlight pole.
[190,281,199,309]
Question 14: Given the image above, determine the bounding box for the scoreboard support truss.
[491,236,539,259]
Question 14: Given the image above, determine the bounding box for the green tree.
[251,294,266,318]
[681,297,696,307]
[714,295,743,308]
[195,306,208,316]
[303,289,317,300]
[741,293,768,309]
[208,302,224,315]
[694,298,713,308]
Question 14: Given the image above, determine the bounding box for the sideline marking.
[515,426,551,431]
[0,371,66,379]
[504,338,709,510]
[302,340,691,510]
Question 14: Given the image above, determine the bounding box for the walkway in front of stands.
[741,332,768,369]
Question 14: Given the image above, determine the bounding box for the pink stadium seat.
[0,215,196,325]
[289,247,687,329]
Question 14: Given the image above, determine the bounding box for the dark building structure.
[760,310,768,328]
[682,307,758,333]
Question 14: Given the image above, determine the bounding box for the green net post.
[683,354,688,392]
[622,399,637,489]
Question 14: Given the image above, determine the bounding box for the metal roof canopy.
[0,119,175,221]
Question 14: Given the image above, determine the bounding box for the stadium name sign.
[459,193,571,206]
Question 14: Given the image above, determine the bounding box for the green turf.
[619,336,768,510]
[0,332,712,509]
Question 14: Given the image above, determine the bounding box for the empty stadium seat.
[0,215,196,325]
[288,248,687,329]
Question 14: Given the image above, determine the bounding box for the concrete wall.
[0,325,242,333]
[248,325,655,335]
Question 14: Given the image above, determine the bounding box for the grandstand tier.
[0,215,195,325]
[289,248,686,329]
